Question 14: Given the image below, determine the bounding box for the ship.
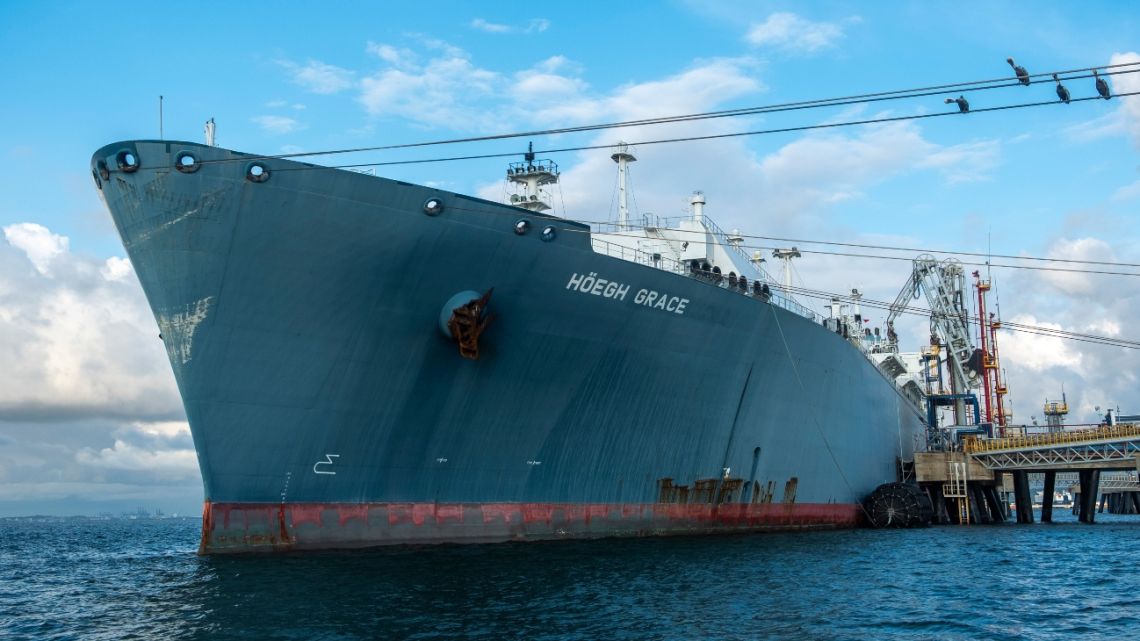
[91,138,926,553]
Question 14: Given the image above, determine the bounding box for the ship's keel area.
[200,500,860,553]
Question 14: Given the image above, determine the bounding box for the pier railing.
[964,423,1140,453]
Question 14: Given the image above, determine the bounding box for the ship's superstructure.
[92,138,927,553]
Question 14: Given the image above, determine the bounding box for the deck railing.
[590,238,686,273]
[964,423,1140,453]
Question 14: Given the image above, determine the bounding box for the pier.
[916,423,1140,524]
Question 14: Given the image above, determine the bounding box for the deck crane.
[886,255,984,441]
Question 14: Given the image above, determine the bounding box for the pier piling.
[982,486,1006,523]
[1041,471,1056,523]
[1078,470,1101,524]
[1013,471,1034,524]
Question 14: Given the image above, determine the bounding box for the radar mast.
[507,142,559,212]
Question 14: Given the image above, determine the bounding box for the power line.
[272,89,1140,175]
[571,218,1140,271]
[583,224,1140,269]
[410,201,1140,277]
[775,283,1140,349]
[189,61,1140,167]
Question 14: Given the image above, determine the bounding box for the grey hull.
[92,141,924,552]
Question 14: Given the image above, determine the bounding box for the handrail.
[964,423,1140,453]
[588,218,822,323]
[589,238,685,273]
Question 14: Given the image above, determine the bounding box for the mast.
[772,247,801,294]
[611,142,637,229]
[506,142,560,212]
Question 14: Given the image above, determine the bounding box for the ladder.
[942,460,970,524]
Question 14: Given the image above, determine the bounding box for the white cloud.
[471,18,511,33]
[1112,178,1140,201]
[0,224,181,421]
[1000,314,1085,373]
[1109,52,1140,147]
[251,115,300,135]
[279,59,355,94]
[1039,237,1115,296]
[100,256,132,281]
[367,42,416,68]
[358,42,505,128]
[3,223,68,275]
[470,17,549,34]
[745,12,850,53]
[76,437,197,479]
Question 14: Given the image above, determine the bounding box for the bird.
[1094,69,1112,99]
[1053,74,1070,103]
[945,95,969,113]
[1007,57,1030,85]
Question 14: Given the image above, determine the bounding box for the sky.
[1,1,1138,516]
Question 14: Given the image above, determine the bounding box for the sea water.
[2,511,1138,640]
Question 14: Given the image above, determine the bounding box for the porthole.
[246,162,270,183]
[540,225,557,242]
[96,160,110,181]
[175,152,200,173]
[514,219,531,235]
[116,150,140,173]
[423,197,444,216]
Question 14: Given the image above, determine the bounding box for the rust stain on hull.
[199,500,861,554]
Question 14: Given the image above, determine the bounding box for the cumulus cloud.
[1000,314,1085,374]
[744,12,852,53]
[1038,237,1116,296]
[251,115,301,134]
[279,59,355,94]
[0,224,181,422]
[75,421,197,481]
[0,229,195,514]
[4,223,68,275]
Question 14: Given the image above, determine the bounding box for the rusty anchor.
[444,289,494,360]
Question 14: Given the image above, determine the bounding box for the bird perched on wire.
[945,96,970,113]
[1094,69,1112,99]
[1007,57,1030,85]
[1053,73,1070,103]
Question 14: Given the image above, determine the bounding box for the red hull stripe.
[201,501,861,553]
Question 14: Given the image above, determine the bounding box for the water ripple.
[2,514,1140,640]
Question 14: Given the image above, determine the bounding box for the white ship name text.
[565,273,689,315]
[566,272,631,300]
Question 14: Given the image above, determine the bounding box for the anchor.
[442,289,494,360]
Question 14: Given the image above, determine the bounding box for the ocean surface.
[2,510,1138,641]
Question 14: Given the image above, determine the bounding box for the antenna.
[159,95,164,139]
[986,227,992,280]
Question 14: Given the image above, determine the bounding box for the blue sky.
[1,1,1138,515]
